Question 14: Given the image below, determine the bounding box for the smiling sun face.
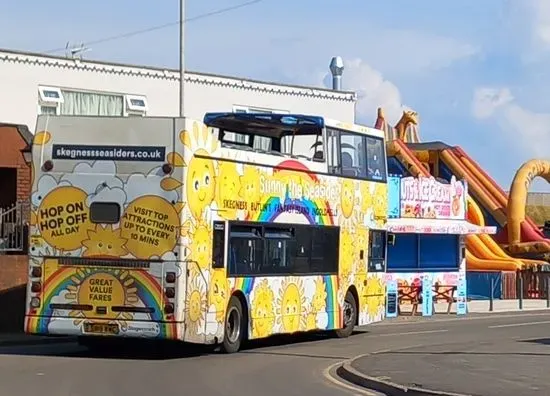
[208,269,229,323]
[82,224,128,258]
[184,275,207,335]
[251,279,275,338]
[180,122,220,221]
[277,278,306,333]
[215,161,241,220]
[186,151,216,221]
[240,165,263,204]
[65,269,139,326]
[341,179,356,218]
[189,222,212,274]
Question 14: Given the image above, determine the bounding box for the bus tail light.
[164,303,174,314]
[165,287,175,298]
[162,163,173,174]
[31,282,41,293]
[165,272,176,283]
[31,266,42,278]
[42,160,53,172]
[30,297,41,308]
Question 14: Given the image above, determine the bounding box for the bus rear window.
[90,202,120,224]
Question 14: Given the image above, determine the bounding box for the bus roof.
[203,112,324,137]
[203,112,384,139]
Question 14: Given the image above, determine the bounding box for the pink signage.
[400,175,467,220]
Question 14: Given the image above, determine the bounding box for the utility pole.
[179,0,185,117]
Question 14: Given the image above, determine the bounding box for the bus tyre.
[335,290,357,338]
[221,296,245,354]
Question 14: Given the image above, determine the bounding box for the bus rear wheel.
[335,290,357,338]
[221,296,245,354]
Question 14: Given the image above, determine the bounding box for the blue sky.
[1,0,550,190]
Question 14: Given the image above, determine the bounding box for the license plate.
[83,322,120,335]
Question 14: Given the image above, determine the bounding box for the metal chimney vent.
[329,56,344,91]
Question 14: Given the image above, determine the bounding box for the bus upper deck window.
[89,202,121,224]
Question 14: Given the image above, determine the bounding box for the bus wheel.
[335,290,357,338]
[221,296,245,353]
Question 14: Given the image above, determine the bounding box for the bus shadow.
[1,329,369,361]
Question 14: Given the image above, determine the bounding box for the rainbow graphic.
[232,277,255,296]
[249,160,336,225]
[25,266,177,339]
[323,275,340,329]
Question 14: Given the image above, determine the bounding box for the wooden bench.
[432,284,457,314]
[398,284,458,315]
[398,285,421,316]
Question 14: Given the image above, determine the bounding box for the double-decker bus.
[25,112,388,353]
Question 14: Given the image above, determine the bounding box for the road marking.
[372,311,550,327]
[375,329,448,337]
[322,361,378,396]
[489,320,550,329]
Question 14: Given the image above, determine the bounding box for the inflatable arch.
[507,159,550,246]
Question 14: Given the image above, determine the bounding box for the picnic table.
[397,283,458,315]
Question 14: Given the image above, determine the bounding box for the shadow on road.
[521,338,550,346]
[0,329,368,361]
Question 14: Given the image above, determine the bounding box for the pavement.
[0,311,549,396]
[338,312,550,396]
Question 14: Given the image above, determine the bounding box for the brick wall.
[0,125,31,204]
[0,255,27,332]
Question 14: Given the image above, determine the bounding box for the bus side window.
[326,128,340,174]
[212,221,226,269]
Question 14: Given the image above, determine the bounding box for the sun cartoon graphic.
[64,268,139,327]
[364,276,385,318]
[339,229,355,283]
[340,179,356,218]
[188,221,212,276]
[372,183,388,226]
[355,227,369,275]
[240,165,265,211]
[208,269,229,323]
[311,278,327,313]
[215,159,242,220]
[184,275,207,335]
[306,278,328,331]
[251,279,276,338]
[181,122,220,222]
[82,224,128,258]
[276,277,306,333]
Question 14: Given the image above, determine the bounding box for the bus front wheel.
[221,296,245,354]
[335,290,357,338]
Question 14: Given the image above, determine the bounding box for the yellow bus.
[25,112,388,353]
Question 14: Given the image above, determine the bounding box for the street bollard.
[489,278,494,312]
[519,276,524,310]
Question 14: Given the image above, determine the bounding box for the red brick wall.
[0,126,31,332]
[0,255,27,332]
[0,125,31,201]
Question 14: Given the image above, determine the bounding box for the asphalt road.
[1,311,550,396]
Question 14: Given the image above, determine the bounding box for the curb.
[0,336,76,347]
[337,355,473,396]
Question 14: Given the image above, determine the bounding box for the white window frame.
[125,94,148,115]
[37,104,60,116]
[232,105,290,114]
[38,86,64,105]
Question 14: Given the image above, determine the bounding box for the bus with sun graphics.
[25,112,388,353]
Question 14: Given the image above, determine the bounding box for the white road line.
[375,329,448,337]
[372,312,550,327]
[489,320,550,329]
[322,361,379,396]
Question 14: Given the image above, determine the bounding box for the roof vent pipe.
[329,56,344,91]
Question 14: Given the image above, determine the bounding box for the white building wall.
[0,49,356,131]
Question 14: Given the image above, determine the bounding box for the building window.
[37,87,148,117]
[60,90,124,116]
[232,105,289,114]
